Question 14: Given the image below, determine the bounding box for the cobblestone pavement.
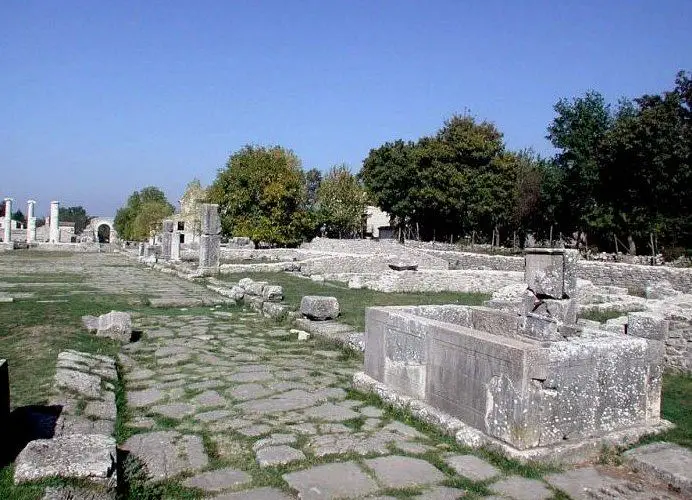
[2,251,685,499]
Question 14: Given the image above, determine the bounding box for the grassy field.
[218,271,490,331]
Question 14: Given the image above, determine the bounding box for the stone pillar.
[1,359,9,441]
[138,242,145,257]
[171,231,181,261]
[49,200,60,243]
[26,200,36,243]
[161,220,174,261]
[519,248,580,341]
[3,198,12,243]
[199,203,221,272]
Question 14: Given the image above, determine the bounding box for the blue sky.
[1,1,690,217]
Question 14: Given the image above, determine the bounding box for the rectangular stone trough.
[362,304,669,459]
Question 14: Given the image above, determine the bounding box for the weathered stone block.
[363,303,665,454]
[518,313,561,341]
[96,311,131,341]
[200,204,221,235]
[14,434,117,484]
[263,302,287,318]
[628,312,669,341]
[161,232,172,260]
[245,281,268,296]
[243,294,264,311]
[238,277,254,289]
[300,296,340,320]
[531,298,577,324]
[170,233,180,261]
[262,285,283,302]
[524,248,578,298]
[199,234,220,268]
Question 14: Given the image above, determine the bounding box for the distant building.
[365,206,391,239]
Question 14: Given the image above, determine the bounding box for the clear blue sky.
[1,1,690,217]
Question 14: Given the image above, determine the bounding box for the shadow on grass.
[0,405,62,470]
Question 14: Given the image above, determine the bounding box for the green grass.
[578,308,629,323]
[638,373,692,449]
[218,272,489,331]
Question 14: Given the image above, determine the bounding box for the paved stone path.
[2,251,687,499]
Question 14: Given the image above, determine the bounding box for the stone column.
[1,359,9,441]
[26,200,36,243]
[519,248,579,341]
[199,203,221,272]
[138,242,145,257]
[170,230,181,261]
[3,198,12,243]
[161,220,174,260]
[49,200,60,243]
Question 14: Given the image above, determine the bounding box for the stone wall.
[348,270,523,294]
[664,320,692,373]
[417,249,692,292]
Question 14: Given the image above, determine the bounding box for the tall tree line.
[361,71,691,254]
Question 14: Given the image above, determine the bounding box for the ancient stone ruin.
[356,248,671,462]
[198,203,221,273]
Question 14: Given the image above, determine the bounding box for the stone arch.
[97,224,111,243]
[88,217,117,243]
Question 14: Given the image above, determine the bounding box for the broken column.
[26,200,36,243]
[49,200,60,243]
[170,230,181,261]
[520,248,579,341]
[161,219,174,261]
[3,198,12,243]
[1,359,9,442]
[199,203,220,273]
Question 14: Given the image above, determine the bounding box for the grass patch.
[218,272,489,331]
[638,373,692,449]
[578,309,628,323]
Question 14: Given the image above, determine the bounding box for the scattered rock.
[182,467,252,492]
[300,296,340,320]
[255,445,306,467]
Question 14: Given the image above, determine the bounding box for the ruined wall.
[667,320,692,373]
[416,249,692,292]
[349,270,523,293]
[578,260,692,292]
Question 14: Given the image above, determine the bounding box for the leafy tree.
[208,145,312,247]
[114,186,174,241]
[11,210,26,225]
[361,115,513,242]
[599,71,692,250]
[360,139,418,238]
[58,206,89,234]
[304,168,322,210]
[547,91,613,244]
[316,165,366,238]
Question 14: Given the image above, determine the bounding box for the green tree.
[361,115,513,242]
[58,206,89,234]
[599,71,692,251]
[114,187,174,241]
[208,145,311,247]
[316,165,366,238]
[11,210,26,226]
[547,91,613,245]
[304,168,322,210]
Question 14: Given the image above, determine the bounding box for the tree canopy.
[316,165,366,238]
[58,206,89,234]
[208,145,312,247]
[114,186,175,241]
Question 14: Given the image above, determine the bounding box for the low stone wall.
[417,249,692,292]
[578,260,692,292]
[13,350,118,488]
[348,270,523,293]
[665,320,691,373]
